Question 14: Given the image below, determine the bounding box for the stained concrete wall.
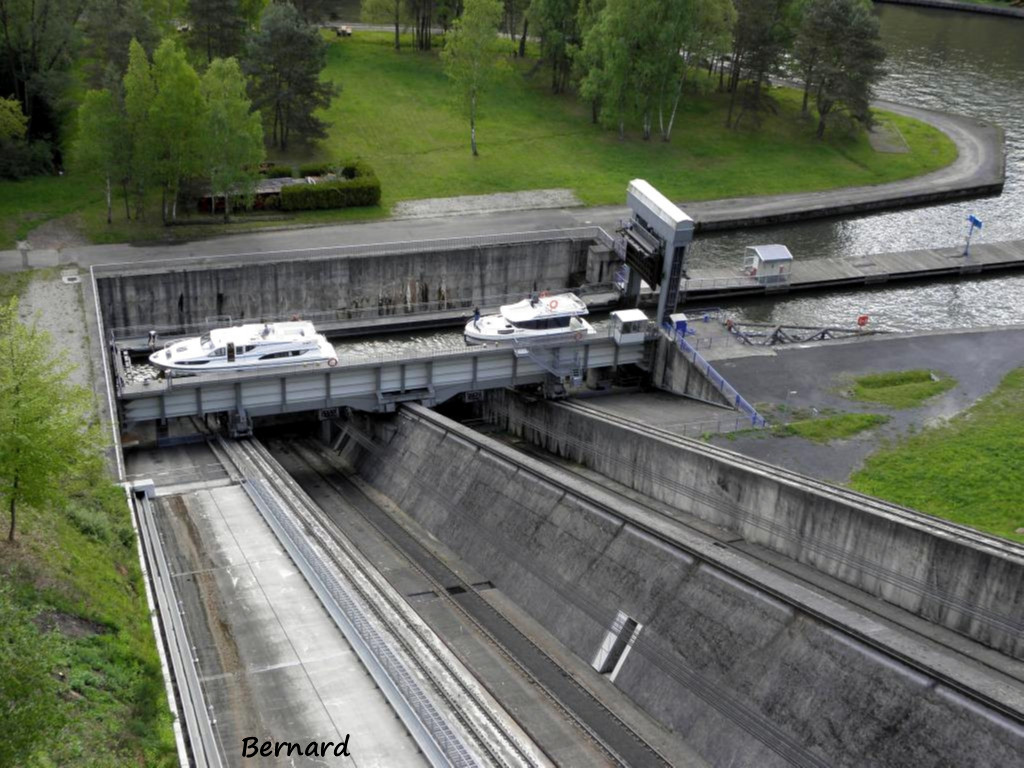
[650,334,732,406]
[96,239,591,330]
[350,408,1024,768]
[482,391,1024,661]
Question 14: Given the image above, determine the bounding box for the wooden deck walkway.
[681,239,1024,302]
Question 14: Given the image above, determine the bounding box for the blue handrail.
[662,323,767,428]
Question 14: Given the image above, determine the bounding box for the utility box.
[669,312,688,337]
[611,308,649,345]
[744,244,793,285]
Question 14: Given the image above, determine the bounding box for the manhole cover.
[61,269,80,284]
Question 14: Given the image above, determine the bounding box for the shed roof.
[612,308,648,322]
[746,244,793,262]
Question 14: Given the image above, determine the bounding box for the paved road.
[709,325,1024,482]
[0,101,1004,273]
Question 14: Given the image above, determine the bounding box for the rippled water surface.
[692,6,1024,330]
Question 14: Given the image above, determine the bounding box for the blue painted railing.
[663,323,768,428]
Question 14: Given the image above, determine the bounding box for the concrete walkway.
[0,100,1005,273]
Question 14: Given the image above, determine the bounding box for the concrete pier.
[680,239,1024,302]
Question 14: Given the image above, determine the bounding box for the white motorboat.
[149,321,338,372]
[464,292,595,346]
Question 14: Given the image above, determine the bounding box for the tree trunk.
[519,20,528,58]
[470,95,478,156]
[7,476,17,543]
[105,175,112,224]
[122,180,130,221]
[161,186,167,224]
[394,20,400,50]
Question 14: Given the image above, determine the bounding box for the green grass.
[318,32,957,208]
[0,174,103,250]
[1,276,175,765]
[849,369,957,408]
[1,30,956,247]
[2,474,176,766]
[850,368,1024,542]
[774,412,890,442]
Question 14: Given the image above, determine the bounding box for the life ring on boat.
[328,358,338,367]
[548,299,559,310]
[574,331,583,341]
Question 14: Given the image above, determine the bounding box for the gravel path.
[17,269,92,393]
[392,189,582,219]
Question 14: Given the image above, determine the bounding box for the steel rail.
[215,435,537,768]
[279,438,666,768]
[134,493,225,768]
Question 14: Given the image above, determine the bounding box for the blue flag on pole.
[968,214,983,229]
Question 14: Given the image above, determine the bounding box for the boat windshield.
[200,333,212,348]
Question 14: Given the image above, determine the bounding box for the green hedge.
[298,162,330,177]
[279,160,381,210]
[263,163,295,178]
[280,176,381,210]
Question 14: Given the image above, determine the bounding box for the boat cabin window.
[200,333,212,348]
[259,350,303,360]
[513,316,571,331]
[208,347,225,357]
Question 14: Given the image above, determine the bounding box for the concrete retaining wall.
[482,392,1024,661]
[351,409,1024,767]
[650,335,732,406]
[96,239,591,330]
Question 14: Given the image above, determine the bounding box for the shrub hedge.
[279,159,381,210]
[262,163,294,178]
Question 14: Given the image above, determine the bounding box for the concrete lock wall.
[650,334,732,406]
[96,239,591,330]
[482,391,1024,661]
[351,409,1024,768]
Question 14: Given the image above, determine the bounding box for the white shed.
[611,308,649,345]
[744,244,793,285]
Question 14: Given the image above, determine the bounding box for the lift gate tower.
[616,179,694,324]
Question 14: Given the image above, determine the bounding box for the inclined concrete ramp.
[343,405,1024,768]
[127,443,427,767]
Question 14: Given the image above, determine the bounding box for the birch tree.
[73,89,129,224]
[149,38,205,222]
[201,57,264,221]
[441,0,504,156]
[0,300,100,544]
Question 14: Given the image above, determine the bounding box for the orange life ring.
[574,331,583,341]
[548,299,559,310]
[328,357,338,367]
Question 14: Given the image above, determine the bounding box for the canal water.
[690,5,1024,331]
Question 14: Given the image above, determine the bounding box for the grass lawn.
[848,369,957,408]
[0,31,956,248]
[774,412,890,442]
[316,32,956,208]
[850,368,1024,542]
